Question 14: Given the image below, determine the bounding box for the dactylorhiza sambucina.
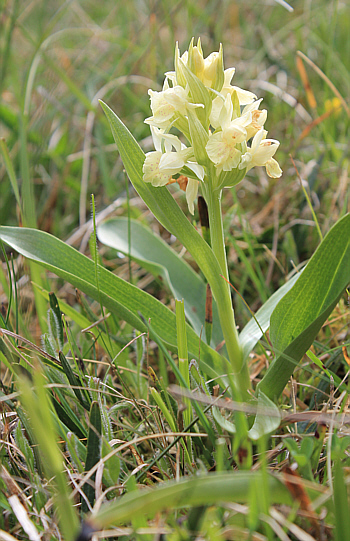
[142,38,282,214]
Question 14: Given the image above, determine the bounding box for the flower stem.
[204,185,251,398]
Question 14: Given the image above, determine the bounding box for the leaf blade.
[0,226,226,380]
[257,213,350,400]
[97,217,223,346]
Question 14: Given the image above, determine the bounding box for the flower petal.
[266,158,282,178]
[252,139,280,166]
[206,131,225,164]
[231,86,257,105]
[159,152,185,172]
[186,161,205,180]
[186,178,199,215]
[223,67,236,86]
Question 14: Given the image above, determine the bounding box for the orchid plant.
[142,38,282,399]
[2,26,350,541]
[1,38,348,449]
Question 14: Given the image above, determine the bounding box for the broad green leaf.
[239,271,301,362]
[97,217,223,346]
[0,226,226,380]
[248,391,281,441]
[257,213,350,400]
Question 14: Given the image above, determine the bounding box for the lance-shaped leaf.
[99,102,244,374]
[180,60,212,126]
[257,213,350,400]
[239,271,301,362]
[0,226,226,381]
[82,401,102,513]
[97,217,223,347]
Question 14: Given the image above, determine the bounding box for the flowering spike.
[143,39,282,213]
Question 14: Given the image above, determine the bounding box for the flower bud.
[191,46,205,76]
[187,39,224,92]
[202,44,224,92]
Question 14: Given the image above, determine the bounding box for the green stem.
[204,185,251,398]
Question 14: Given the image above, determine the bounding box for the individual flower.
[144,85,190,129]
[210,68,257,128]
[238,129,282,178]
[206,95,252,172]
[242,99,268,140]
[221,67,257,104]
[191,47,223,90]
[172,39,224,92]
[142,127,204,213]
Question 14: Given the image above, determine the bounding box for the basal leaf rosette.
[143,38,282,214]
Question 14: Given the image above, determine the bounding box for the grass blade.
[82,401,102,513]
[89,471,294,529]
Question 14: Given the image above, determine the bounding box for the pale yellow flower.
[142,127,204,213]
[143,151,173,187]
[239,129,282,178]
[206,96,252,172]
[194,49,222,89]
[210,68,257,128]
[222,68,257,104]
[172,40,224,91]
[242,99,268,140]
[145,85,190,129]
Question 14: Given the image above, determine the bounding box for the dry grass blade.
[296,51,350,118]
[70,431,208,499]
[0,532,22,541]
[169,385,350,428]
[269,508,317,541]
[0,328,59,364]
[7,496,40,541]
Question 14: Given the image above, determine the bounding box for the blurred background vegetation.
[1,0,349,319]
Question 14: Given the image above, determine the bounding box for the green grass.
[0,0,350,540]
